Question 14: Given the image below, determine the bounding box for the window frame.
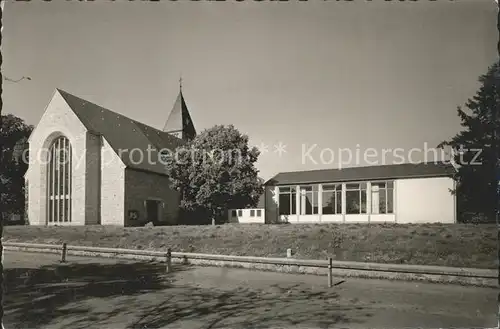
[370,180,394,214]
[299,184,319,215]
[345,182,367,214]
[278,186,297,216]
[321,183,342,215]
[46,136,72,224]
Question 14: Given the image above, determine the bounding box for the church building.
[25,86,196,226]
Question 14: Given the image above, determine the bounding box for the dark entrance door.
[146,200,160,224]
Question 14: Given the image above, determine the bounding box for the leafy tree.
[438,61,500,223]
[164,125,264,225]
[0,114,33,224]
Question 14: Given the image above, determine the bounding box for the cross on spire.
[179,76,183,91]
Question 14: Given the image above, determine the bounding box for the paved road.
[3,251,498,329]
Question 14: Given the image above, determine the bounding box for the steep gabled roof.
[266,162,455,186]
[57,89,184,176]
[163,90,196,142]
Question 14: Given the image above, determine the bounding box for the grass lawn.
[3,223,496,269]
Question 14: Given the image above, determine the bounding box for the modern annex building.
[258,162,457,224]
[25,87,196,226]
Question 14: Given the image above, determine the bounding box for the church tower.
[163,78,196,142]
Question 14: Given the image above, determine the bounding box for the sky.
[3,0,498,180]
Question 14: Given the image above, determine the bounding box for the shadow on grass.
[4,261,370,329]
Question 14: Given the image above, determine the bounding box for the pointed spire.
[163,79,196,142]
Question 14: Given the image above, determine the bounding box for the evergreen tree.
[438,61,500,223]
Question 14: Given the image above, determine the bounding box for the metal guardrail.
[170,251,496,278]
[3,242,497,284]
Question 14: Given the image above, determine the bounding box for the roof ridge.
[267,161,454,185]
[134,119,174,136]
[271,161,454,177]
[133,120,184,150]
[56,89,154,160]
[58,89,163,133]
[52,88,182,176]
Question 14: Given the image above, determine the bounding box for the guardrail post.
[61,243,67,263]
[328,257,333,288]
[165,248,172,273]
[182,255,188,265]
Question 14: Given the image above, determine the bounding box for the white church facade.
[25,88,196,226]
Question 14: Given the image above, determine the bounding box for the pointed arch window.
[47,136,72,223]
